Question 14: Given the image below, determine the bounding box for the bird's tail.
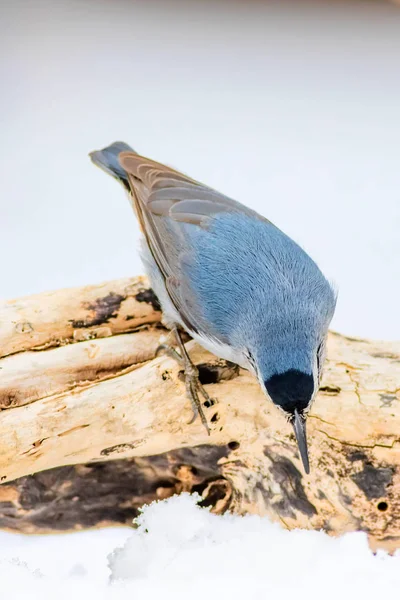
[89,141,136,188]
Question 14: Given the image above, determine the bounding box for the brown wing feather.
[118,151,268,332]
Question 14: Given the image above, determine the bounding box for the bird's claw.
[185,376,211,435]
[158,329,214,435]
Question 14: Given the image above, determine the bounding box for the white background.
[1,0,399,340]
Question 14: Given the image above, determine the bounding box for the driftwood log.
[0,276,399,551]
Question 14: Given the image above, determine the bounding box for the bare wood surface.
[0,276,399,550]
[0,276,161,358]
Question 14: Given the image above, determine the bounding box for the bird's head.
[245,295,334,474]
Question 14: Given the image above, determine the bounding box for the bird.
[89,141,337,474]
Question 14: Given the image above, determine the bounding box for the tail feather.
[89,141,136,188]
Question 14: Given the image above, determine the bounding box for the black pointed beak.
[292,410,310,474]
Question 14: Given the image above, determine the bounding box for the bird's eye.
[316,343,322,372]
[246,350,255,368]
[316,342,325,381]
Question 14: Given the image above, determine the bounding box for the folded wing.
[119,151,266,336]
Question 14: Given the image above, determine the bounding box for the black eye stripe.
[317,342,324,374]
[247,349,255,366]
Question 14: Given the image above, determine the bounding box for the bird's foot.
[181,360,211,434]
[156,330,213,435]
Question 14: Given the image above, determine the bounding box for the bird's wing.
[119,151,267,333]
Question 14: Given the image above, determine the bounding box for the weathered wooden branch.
[0,276,399,550]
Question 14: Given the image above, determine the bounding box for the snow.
[1,495,400,600]
[0,527,130,586]
[1,0,400,597]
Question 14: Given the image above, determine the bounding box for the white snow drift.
[0,494,399,600]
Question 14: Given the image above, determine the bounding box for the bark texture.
[0,277,399,550]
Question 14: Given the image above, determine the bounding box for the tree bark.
[0,277,399,550]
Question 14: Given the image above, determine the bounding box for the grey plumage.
[90,141,337,473]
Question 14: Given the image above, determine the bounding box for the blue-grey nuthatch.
[90,142,337,474]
